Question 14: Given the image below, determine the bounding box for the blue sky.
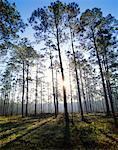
[7,0,118,53]
[9,0,118,22]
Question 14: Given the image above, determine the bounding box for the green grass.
[0,113,118,150]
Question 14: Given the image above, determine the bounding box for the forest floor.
[0,113,118,150]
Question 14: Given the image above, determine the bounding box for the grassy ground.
[0,113,118,150]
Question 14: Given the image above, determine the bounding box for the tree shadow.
[82,115,118,143]
[0,114,55,149]
[0,118,38,133]
[0,113,54,132]
[1,114,117,150]
[1,116,71,150]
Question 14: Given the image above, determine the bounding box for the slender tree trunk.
[50,50,57,117]
[40,81,43,114]
[68,61,74,123]
[83,70,88,113]
[5,94,9,116]
[56,26,69,126]
[2,91,5,116]
[88,93,92,112]
[91,94,95,113]
[3,93,6,116]
[10,102,13,116]
[17,96,19,115]
[91,28,110,116]
[86,72,92,113]
[86,86,90,112]
[101,95,106,113]
[56,69,59,115]
[22,61,25,117]
[70,29,84,120]
[103,54,117,126]
[0,92,4,115]
[26,62,29,117]
[47,83,50,113]
[53,10,69,143]
[7,91,10,116]
[79,64,88,113]
[114,80,118,112]
[35,63,38,116]
[11,85,15,116]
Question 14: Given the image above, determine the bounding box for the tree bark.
[26,62,29,116]
[35,63,38,116]
[56,26,69,126]
[79,64,88,113]
[91,28,110,116]
[50,50,57,117]
[70,28,84,120]
[68,61,74,123]
[56,69,59,115]
[103,53,117,126]
[22,61,25,117]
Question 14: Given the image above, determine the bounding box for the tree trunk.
[91,28,110,116]
[26,62,29,117]
[22,61,25,117]
[35,63,38,116]
[68,61,74,123]
[83,70,89,113]
[47,83,50,113]
[56,26,69,126]
[79,64,88,113]
[40,81,43,114]
[56,69,59,115]
[103,54,117,126]
[70,29,84,120]
[50,50,57,117]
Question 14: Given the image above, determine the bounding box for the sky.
[7,0,118,51]
[8,0,118,22]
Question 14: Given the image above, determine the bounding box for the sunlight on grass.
[0,114,118,150]
[0,116,54,148]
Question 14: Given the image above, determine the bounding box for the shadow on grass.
[81,115,118,145]
[0,114,54,148]
[0,113,54,132]
[0,120,38,140]
[0,114,118,150]
[0,118,37,132]
[1,115,71,150]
